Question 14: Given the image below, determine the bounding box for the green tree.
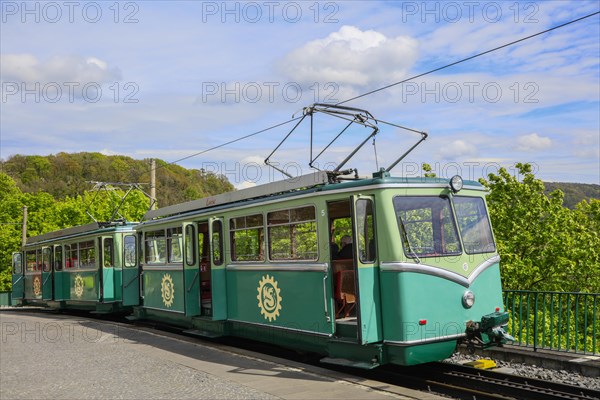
[480,163,599,292]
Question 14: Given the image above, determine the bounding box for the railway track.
[361,362,600,400]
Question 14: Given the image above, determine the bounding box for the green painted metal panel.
[143,269,185,313]
[0,292,12,306]
[356,266,383,343]
[380,263,503,344]
[102,267,115,301]
[211,268,227,320]
[352,195,383,345]
[209,217,227,321]
[42,270,53,300]
[53,271,66,301]
[24,274,42,300]
[68,270,99,301]
[11,253,24,300]
[122,267,140,306]
[183,222,201,317]
[113,268,123,301]
[227,270,331,335]
[184,268,201,316]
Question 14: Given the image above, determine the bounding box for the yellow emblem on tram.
[257,275,282,322]
[33,276,41,296]
[74,275,84,298]
[161,273,175,307]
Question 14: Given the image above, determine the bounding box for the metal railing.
[503,290,599,354]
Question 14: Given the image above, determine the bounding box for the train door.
[53,245,66,301]
[197,222,212,316]
[101,237,115,302]
[11,252,24,300]
[41,247,53,300]
[122,234,140,306]
[183,222,201,317]
[351,195,383,344]
[209,217,226,320]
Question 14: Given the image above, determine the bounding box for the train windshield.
[453,196,496,254]
[393,196,461,258]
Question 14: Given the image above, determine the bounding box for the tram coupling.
[461,311,515,353]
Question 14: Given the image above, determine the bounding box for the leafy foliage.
[544,182,600,209]
[480,163,600,293]
[1,152,233,207]
[0,172,151,290]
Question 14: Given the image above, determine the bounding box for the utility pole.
[22,206,27,246]
[150,159,157,210]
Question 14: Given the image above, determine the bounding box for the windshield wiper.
[397,217,421,264]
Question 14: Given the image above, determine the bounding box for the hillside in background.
[544,182,600,209]
[0,153,234,207]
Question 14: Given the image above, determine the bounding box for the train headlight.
[450,175,463,193]
[462,290,475,308]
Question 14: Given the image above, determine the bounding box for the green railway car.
[11,221,140,313]
[133,170,512,367]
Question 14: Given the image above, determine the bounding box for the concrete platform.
[0,310,443,400]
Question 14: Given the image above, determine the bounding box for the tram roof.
[141,170,484,223]
[25,221,137,246]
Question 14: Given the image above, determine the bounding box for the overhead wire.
[156,10,599,170]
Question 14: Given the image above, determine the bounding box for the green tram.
[133,170,512,367]
[11,221,140,313]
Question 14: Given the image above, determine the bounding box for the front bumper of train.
[461,311,515,352]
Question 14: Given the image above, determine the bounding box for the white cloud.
[278,25,418,88]
[438,140,477,159]
[0,54,121,84]
[516,133,553,152]
[236,181,257,190]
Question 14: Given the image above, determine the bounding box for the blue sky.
[1,0,599,187]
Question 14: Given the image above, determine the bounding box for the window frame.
[393,195,462,259]
[144,229,167,265]
[103,237,115,268]
[355,198,377,264]
[211,220,224,266]
[266,205,318,262]
[42,247,52,272]
[185,225,196,267]
[123,235,138,268]
[54,245,63,271]
[229,213,265,263]
[167,227,183,264]
[453,195,497,254]
[13,253,23,274]
[78,240,96,270]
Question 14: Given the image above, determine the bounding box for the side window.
[167,227,183,263]
[230,214,264,262]
[185,225,196,267]
[267,206,318,261]
[26,251,36,273]
[78,240,96,269]
[103,238,114,268]
[65,244,78,268]
[144,230,166,264]
[36,249,42,271]
[54,246,63,271]
[124,235,137,268]
[212,220,223,266]
[12,253,22,274]
[42,247,52,272]
[356,199,376,263]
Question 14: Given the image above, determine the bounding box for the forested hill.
[544,182,600,209]
[0,153,234,207]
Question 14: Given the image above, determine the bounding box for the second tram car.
[11,221,139,313]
